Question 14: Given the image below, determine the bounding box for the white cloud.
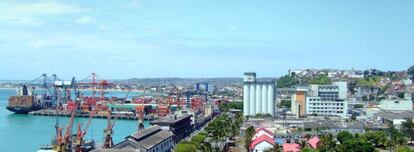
[0,16,43,26]
[129,0,143,9]
[3,1,89,15]
[0,1,91,26]
[76,16,96,24]
[228,26,238,31]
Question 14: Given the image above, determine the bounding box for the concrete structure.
[103,126,174,152]
[303,121,365,134]
[374,111,414,129]
[378,99,413,111]
[243,72,276,116]
[290,87,308,118]
[305,82,348,117]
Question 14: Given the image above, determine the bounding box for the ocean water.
[0,88,150,152]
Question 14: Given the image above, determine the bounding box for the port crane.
[78,72,114,101]
[52,77,85,152]
[74,109,97,152]
[103,114,118,149]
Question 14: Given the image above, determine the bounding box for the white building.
[243,72,276,116]
[305,82,348,117]
[378,99,413,111]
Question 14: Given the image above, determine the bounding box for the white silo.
[243,83,250,116]
[249,84,256,115]
[267,83,274,116]
[255,84,262,114]
[262,83,268,114]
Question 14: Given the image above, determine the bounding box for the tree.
[302,147,320,152]
[245,126,255,152]
[336,138,375,152]
[308,74,331,85]
[205,114,232,151]
[175,141,197,152]
[397,92,405,99]
[337,131,353,144]
[319,133,336,152]
[361,131,388,147]
[407,65,414,76]
[401,117,414,145]
[388,124,407,151]
[191,133,206,148]
[277,74,299,88]
[395,145,411,152]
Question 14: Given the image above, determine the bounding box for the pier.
[28,110,155,121]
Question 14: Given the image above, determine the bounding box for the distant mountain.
[113,77,244,86]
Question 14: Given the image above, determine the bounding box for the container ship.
[6,85,43,114]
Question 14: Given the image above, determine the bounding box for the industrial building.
[96,126,174,152]
[305,82,348,117]
[150,114,193,143]
[243,72,276,116]
[290,86,308,118]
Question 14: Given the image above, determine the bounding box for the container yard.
[5,73,217,152]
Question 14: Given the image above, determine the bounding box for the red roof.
[282,143,301,152]
[250,134,274,150]
[308,136,320,149]
[255,128,273,136]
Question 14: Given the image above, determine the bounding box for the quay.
[28,110,155,121]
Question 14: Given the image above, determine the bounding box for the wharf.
[29,110,155,121]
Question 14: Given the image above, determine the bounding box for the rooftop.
[150,114,192,125]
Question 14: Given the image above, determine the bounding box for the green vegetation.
[254,113,272,118]
[204,113,243,151]
[401,117,414,145]
[353,104,364,109]
[277,74,299,88]
[408,65,414,76]
[336,131,353,144]
[356,76,381,88]
[245,126,255,151]
[176,113,243,152]
[175,141,197,152]
[302,147,320,152]
[312,128,411,152]
[279,100,291,109]
[218,102,243,112]
[308,74,331,85]
[398,92,405,99]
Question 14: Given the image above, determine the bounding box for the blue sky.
[0,0,413,80]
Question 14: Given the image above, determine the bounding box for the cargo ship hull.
[7,95,42,114]
[6,105,42,114]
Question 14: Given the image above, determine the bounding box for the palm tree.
[199,140,212,152]
[320,133,336,152]
[401,117,414,145]
[245,126,255,152]
[388,124,406,151]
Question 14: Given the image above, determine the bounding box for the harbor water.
[0,88,150,152]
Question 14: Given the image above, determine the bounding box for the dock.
[29,110,156,121]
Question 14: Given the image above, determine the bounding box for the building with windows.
[243,72,276,116]
[305,82,348,117]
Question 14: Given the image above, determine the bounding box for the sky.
[0,0,413,80]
